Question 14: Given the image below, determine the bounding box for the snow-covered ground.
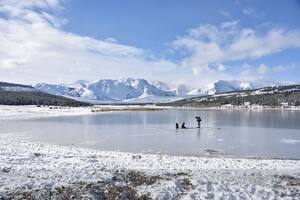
[0,105,94,120]
[0,137,299,199]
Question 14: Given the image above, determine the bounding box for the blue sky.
[64,0,300,51]
[0,0,300,87]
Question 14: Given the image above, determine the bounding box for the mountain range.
[35,78,181,103]
[33,78,282,103]
[0,82,90,106]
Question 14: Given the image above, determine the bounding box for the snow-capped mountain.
[35,78,200,103]
[150,81,201,96]
[35,83,81,97]
[203,80,279,95]
[88,78,175,101]
[34,78,284,103]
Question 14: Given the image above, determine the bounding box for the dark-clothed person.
[195,116,202,128]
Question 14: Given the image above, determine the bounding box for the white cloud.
[217,63,226,71]
[257,64,268,75]
[242,63,251,69]
[219,10,231,18]
[242,7,264,18]
[272,65,286,73]
[242,8,255,16]
[171,21,300,85]
[239,63,257,80]
[104,37,119,43]
[239,63,289,81]
[0,0,179,84]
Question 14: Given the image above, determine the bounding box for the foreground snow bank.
[0,138,299,199]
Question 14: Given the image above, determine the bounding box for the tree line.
[0,91,91,107]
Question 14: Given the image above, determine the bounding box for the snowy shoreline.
[0,105,94,120]
[174,105,300,111]
[0,105,167,121]
[0,137,300,199]
[0,105,300,198]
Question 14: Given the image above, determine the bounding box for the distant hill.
[160,85,300,107]
[0,82,91,106]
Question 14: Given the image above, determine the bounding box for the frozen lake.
[1,109,300,159]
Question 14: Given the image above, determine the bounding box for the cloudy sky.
[0,0,300,87]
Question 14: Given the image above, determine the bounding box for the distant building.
[281,102,289,107]
[244,102,250,106]
[222,104,233,108]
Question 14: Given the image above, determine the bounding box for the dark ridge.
[0,81,33,88]
[0,90,91,106]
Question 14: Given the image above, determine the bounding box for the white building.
[244,102,250,106]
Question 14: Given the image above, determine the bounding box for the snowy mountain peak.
[203,80,278,95]
[35,78,191,103]
[205,80,243,95]
[34,78,283,103]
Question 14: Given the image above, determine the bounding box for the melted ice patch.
[281,138,300,145]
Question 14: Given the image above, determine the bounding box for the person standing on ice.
[195,116,202,128]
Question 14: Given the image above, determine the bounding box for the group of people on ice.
[176,116,202,129]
